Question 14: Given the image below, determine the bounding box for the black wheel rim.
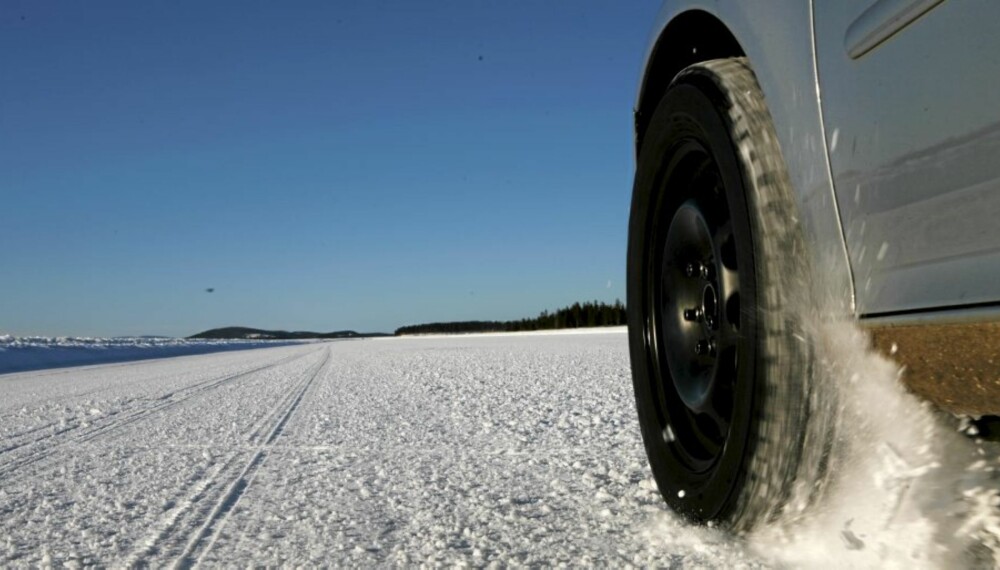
[646,141,743,474]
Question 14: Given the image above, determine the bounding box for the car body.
[627,0,1000,528]
[635,0,1000,416]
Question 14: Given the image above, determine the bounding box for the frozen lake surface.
[1,328,997,567]
[0,335,306,375]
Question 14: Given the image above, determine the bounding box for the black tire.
[627,58,813,530]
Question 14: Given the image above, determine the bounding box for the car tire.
[627,57,815,530]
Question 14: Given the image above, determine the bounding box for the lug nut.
[694,339,717,356]
[685,262,710,280]
[683,308,703,321]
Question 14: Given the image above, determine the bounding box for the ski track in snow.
[0,329,997,568]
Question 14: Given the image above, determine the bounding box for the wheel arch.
[634,2,857,315]
[635,10,744,155]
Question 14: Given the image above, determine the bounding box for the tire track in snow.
[0,360,277,454]
[0,348,318,480]
[0,349,311,471]
[122,347,330,568]
[0,351,308,451]
[0,356,275,433]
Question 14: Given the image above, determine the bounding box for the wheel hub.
[661,201,722,413]
[647,148,743,468]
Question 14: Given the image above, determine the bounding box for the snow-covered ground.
[0,335,307,375]
[1,329,997,567]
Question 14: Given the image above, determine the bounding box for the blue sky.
[1,1,658,337]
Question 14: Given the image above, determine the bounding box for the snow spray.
[747,266,1000,569]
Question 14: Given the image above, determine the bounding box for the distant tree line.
[189,326,390,340]
[394,300,626,336]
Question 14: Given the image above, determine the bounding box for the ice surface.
[0,331,765,567]
[0,327,997,567]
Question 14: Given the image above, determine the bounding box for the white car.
[627,1,1000,530]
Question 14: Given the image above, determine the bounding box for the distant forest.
[395,300,626,336]
[189,327,390,340]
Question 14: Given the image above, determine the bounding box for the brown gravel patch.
[869,321,1000,416]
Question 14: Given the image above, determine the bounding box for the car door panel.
[815,0,1000,314]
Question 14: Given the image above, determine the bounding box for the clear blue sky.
[1,1,658,337]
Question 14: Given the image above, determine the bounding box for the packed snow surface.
[1,328,997,567]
